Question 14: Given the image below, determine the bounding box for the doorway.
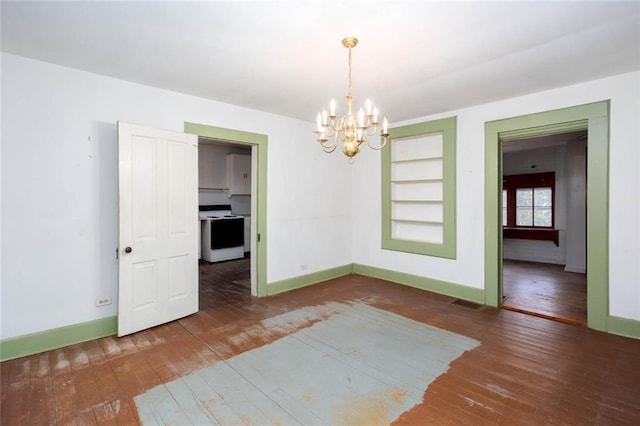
[184,122,268,297]
[500,131,587,326]
[484,101,609,331]
[198,138,254,296]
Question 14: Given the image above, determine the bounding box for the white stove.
[199,205,245,263]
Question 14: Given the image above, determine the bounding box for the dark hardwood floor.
[2,258,639,425]
[502,259,587,326]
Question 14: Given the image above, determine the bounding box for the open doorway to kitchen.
[198,139,253,299]
[501,131,587,326]
[184,122,268,301]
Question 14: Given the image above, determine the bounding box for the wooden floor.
[2,258,639,425]
[502,260,587,326]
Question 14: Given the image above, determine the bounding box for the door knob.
[124,247,132,253]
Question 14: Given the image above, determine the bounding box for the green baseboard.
[607,315,640,340]
[4,270,635,362]
[0,316,117,362]
[266,264,353,296]
[353,263,486,304]
[267,263,485,304]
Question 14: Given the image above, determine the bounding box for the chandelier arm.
[364,125,378,137]
[320,143,338,153]
[319,130,342,151]
[319,137,338,151]
[365,135,389,151]
[324,124,338,138]
[328,118,342,134]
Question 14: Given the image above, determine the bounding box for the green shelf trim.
[382,116,457,260]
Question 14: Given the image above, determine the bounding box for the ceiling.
[2,1,639,124]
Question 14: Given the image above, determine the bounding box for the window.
[502,172,558,245]
[503,172,554,228]
[381,116,456,258]
[516,187,552,227]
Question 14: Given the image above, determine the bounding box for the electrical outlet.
[96,297,112,307]
[300,264,308,271]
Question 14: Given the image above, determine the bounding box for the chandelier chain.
[347,46,353,98]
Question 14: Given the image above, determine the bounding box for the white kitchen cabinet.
[199,145,229,190]
[226,154,251,195]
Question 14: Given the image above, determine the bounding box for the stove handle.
[124,247,132,254]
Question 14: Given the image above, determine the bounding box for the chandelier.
[314,37,389,160]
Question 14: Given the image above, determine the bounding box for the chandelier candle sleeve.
[313,37,390,159]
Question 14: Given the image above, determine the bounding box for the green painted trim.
[353,263,485,304]
[586,115,609,331]
[184,123,268,145]
[184,122,269,297]
[484,101,609,331]
[381,116,457,259]
[0,316,117,362]
[266,264,353,296]
[607,316,640,340]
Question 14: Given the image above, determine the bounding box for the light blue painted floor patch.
[135,303,480,425]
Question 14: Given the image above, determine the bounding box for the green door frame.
[484,101,609,331]
[184,122,269,297]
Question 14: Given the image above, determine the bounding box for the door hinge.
[257,233,261,243]
[115,247,119,260]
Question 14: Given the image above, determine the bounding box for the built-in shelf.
[391,178,444,184]
[391,219,444,226]
[199,187,228,192]
[391,156,444,164]
[390,199,443,205]
[390,132,445,244]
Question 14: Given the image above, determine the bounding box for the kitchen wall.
[1,53,353,340]
[351,71,640,322]
[198,143,251,215]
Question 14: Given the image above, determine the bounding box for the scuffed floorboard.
[134,303,480,424]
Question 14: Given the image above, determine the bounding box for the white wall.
[2,53,638,341]
[564,140,587,273]
[0,53,353,339]
[198,143,251,215]
[352,71,640,321]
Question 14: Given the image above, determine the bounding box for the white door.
[117,122,199,336]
